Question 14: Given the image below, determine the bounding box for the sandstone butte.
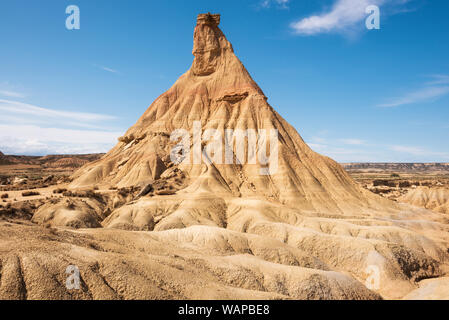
[1,13,448,300]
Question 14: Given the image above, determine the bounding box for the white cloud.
[0,125,121,155]
[101,66,119,73]
[290,0,410,36]
[0,125,120,144]
[0,99,123,155]
[291,0,383,35]
[0,99,116,122]
[378,86,449,107]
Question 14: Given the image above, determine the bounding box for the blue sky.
[0,0,448,162]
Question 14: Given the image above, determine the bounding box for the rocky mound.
[0,222,382,300]
[403,277,449,300]
[399,187,449,214]
[43,158,90,169]
[32,197,106,229]
[0,152,103,169]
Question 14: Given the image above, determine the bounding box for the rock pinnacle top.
[196,13,221,26]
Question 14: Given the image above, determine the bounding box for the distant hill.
[0,151,13,165]
[341,163,449,173]
[0,151,104,169]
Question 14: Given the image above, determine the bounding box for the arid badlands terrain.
[1,13,448,300]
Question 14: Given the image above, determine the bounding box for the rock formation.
[400,186,449,214]
[1,13,447,300]
[70,13,392,216]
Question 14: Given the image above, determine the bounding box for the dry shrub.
[53,188,68,194]
[22,191,40,197]
[62,189,102,201]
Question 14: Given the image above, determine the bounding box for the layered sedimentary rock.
[70,13,392,216]
[6,13,447,300]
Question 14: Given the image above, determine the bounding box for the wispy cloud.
[0,125,121,155]
[0,82,26,98]
[0,99,116,122]
[259,0,289,9]
[389,145,426,156]
[309,142,449,162]
[0,90,25,98]
[94,64,119,74]
[0,99,122,155]
[0,99,121,155]
[101,66,119,73]
[290,0,409,36]
[389,145,449,158]
[308,142,377,162]
[378,85,449,107]
[340,138,365,145]
[310,136,327,144]
[425,74,449,86]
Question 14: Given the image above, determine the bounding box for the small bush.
[53,188,67,194]
[373,180,397,187]
[391,173,400,178]
[0,193,8,199]
[66,201,76,210]
[22,191,40,197]
[63,189,99,199]
[399,181,411,188]
[118,188,129,197]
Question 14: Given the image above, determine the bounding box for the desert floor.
[0,162,448,300]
